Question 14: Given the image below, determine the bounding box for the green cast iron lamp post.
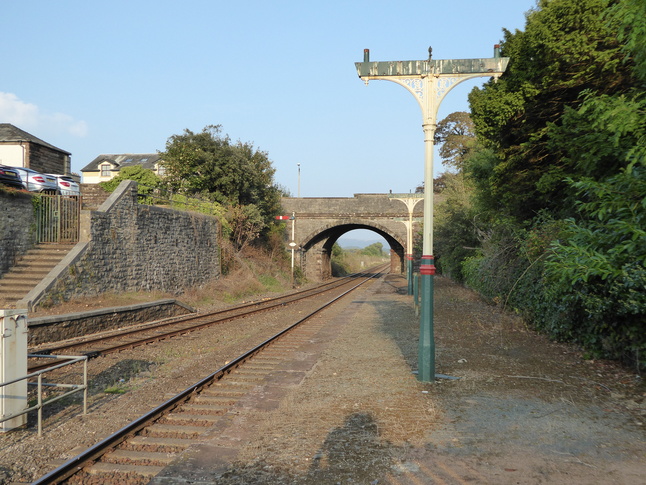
[355,46,509,381]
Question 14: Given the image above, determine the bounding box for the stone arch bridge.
[280,193,423,281]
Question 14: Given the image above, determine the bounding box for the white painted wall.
[0,145,25,167]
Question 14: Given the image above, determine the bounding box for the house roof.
[81,153,162,172]
[0,123,71,155]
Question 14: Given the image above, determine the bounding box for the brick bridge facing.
[281,193,423,281]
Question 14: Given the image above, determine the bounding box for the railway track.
[32,266,387,484]
[28,267,388,373]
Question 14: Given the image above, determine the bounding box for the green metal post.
[355,46,509,383]
[407,255,413,295]
[413,271,419,308]
[418,255,435,381]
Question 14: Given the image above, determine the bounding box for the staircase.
[0,244,76,308]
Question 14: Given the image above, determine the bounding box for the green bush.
[540,169,646,369]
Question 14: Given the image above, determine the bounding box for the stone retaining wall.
[28,299,195,346]
[20,180,221,310]
[0,189,35,276]
[80,183,110,210]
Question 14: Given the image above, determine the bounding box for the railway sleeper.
[199,387,247,397]
[219,376,263,386]
[103,449,177,467]
[262,347,299,356]
[243,362,279,370]
[233,368,272,377]
[266,343,300,350]
[250,355,284,362]
[180,403,231,415]
[84,461,164,478]
[123,435,194,453]
[142,423,206,439]
[192,394,239,405]
[162,412,222,426]
[213,377,257,386]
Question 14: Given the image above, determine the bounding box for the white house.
[80,154,165,184]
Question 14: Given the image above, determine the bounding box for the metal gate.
[36,195,81,244]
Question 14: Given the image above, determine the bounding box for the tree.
[161,125,282,224]
[433,0,646,370]
[434,112,476,171]
[99,165,160,193]
[227,204,266,252]
[361,242,384,257]
[607,0,646,83]
[434,172,480,281]
[468,0,636,221]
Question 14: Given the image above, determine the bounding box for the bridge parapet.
[280,193,423,281]
[282,193,423,217]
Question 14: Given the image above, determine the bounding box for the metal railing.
[36,195,81,243]
[0,354,87,436]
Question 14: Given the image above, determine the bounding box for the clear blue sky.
[1,0,534,200]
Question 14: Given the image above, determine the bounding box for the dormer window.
[100,164,111,177]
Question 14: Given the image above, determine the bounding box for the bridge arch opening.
[298,221,405,280]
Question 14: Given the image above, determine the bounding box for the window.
[156,164,166,176]
[100,164,111,177]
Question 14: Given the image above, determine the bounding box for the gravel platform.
[2,273,644,484]
[154,274,645,484]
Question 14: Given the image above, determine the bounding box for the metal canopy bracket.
[355,56,509,78]
[355,49,510,121]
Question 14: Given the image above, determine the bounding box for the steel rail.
[28,269,384,372]
[32,273,355,354]
[32,267,386,484]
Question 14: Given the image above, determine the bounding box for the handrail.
[0,354,87,436]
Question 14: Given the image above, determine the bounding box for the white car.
[47,174,80,196]
[11,167,59,194]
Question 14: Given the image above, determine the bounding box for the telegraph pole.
[356,46,509,382]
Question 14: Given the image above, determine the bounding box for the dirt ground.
[192,274,645,484]
[2,272,645,484]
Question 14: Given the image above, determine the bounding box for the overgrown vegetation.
[99,125,288,274]
[433,0,645,371]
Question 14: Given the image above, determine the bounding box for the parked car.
[11,167,59,194]
[47,173,80,196]
[0,165,24,189]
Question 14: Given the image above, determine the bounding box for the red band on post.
[420,264,436,275]
[420,255,435,275]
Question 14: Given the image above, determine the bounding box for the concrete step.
[0,280,41,293]
[0,293,27,302]
[17,255,73,264]
[0,244,74,305]
[0,271,51,280]
[0,273,50,287]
